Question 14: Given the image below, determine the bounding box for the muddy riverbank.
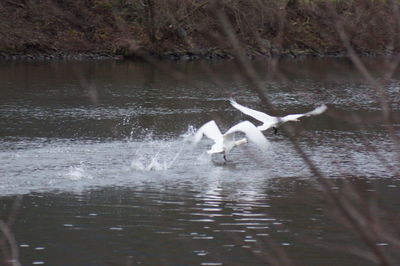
[0,0,398,60]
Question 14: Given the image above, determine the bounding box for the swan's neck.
[235,138,247,146]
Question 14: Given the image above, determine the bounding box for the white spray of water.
[64,165,93,180]
[130,126,195,171]
[180,125,197,139]
[130,141,187,171]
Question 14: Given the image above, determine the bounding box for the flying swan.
[190,120,270,161]
[230,99,327,134]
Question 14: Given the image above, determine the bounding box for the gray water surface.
[1,58,399,265]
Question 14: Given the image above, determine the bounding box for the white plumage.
[230,99,327,132]
[191,120,270,160]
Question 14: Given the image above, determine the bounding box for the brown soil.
[0,0,399,60]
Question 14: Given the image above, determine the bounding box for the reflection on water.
[0,58,399,265]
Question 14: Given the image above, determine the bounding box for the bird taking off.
[230,99,327,134]
[189,120,270,161]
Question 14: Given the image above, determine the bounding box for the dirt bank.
[0,0,399,60]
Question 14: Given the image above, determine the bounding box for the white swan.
[190,120,270,161]
[230,99,327,134]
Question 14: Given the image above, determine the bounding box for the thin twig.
[212,1,397,265]
[0,220,21,266]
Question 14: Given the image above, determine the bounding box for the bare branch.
[0,220,21,266]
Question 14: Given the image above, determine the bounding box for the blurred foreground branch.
[0,196,22,266]
[210,0,400,265]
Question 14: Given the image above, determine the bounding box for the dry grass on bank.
[0,0,399,58]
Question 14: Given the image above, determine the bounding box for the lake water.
[0,58,399,265]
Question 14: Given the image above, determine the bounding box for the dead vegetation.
[0,0,399,59]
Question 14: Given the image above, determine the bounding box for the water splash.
[128,125,200,171]
[130,150,169,171]
[64,165,93,180]
[180,125,197,139]
[130,139,187,171]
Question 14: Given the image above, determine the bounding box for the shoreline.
[1,1,398,62]
[0,49,391,62]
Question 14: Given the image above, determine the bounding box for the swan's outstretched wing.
[230,99,277,125]
[280,104,328,123]
[305,104,327,116]
[192,120,223,144]
[224,121,270,150]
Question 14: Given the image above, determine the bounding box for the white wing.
[192,120,223,144]
[230,99,278,130]
[230,99,277,124]
[224,121,270,150]
[280,104,328,123]
[305,104,327,116]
